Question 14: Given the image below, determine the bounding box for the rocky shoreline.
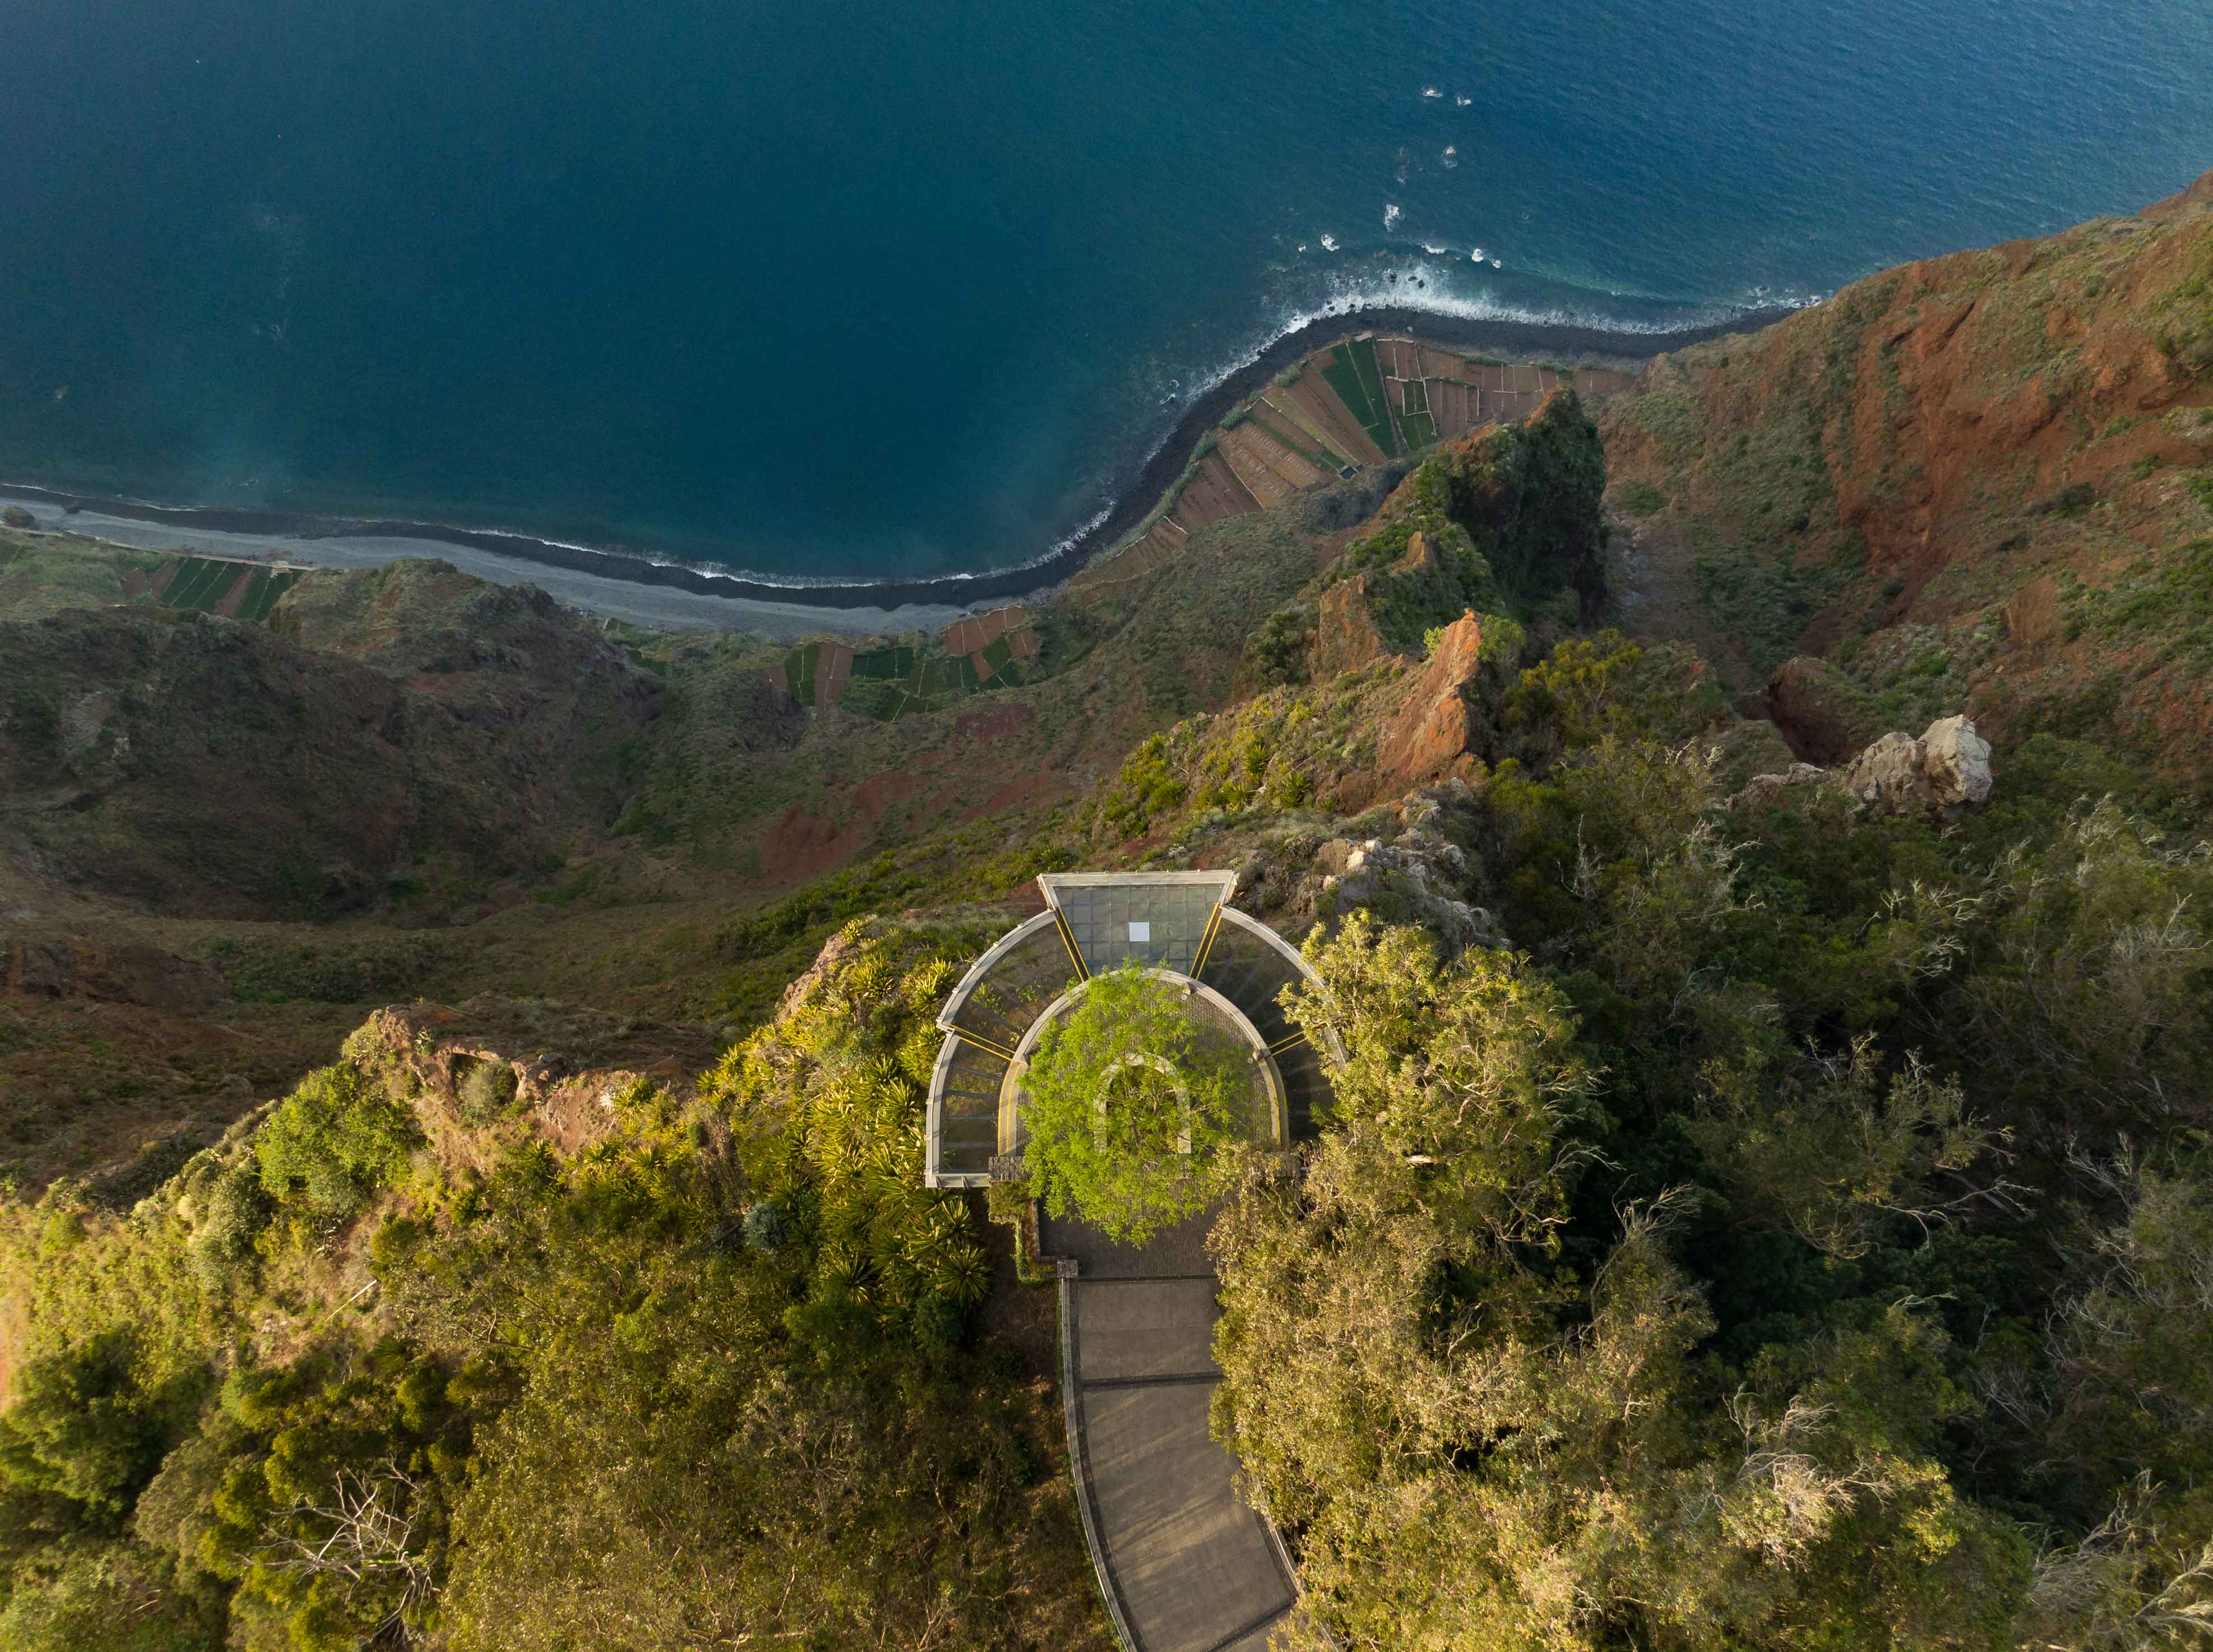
[1,304,1790,635]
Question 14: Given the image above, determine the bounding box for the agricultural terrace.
[123,554,304,622]
[759,332,1632,725]
[1072,333,1635,599]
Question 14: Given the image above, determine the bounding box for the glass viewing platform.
[924,871,1339,1188]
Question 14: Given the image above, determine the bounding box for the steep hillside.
[0,573,660,922]
[1597,167,2213,806]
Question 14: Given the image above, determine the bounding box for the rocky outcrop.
[1729,715,1994,817]
[1317,783,1504,953]
[1764,657,1879,765]
[1377,611,1487,788]
[1313,577,1387,678]
[1727,762,1836,812]
[351,996,720,1163]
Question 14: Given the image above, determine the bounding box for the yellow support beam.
[1192,903,1225,977]
[952,1027,1017,1062]
[1052,906,1089,980]
[1267,1029,1308,1054]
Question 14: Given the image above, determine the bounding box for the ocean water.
[0,0,2206,583]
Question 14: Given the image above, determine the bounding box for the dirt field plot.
[1216,427,1294,508]
[1429,377,1480,438]
[1251,402,1348,473]
[1283,365,1386,465]
[815,640,854,708]
[1234,421,1323,490]
[1170,452,1261,533]
[943,604,1029,659]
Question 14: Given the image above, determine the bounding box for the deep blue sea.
[1,1,2207,582]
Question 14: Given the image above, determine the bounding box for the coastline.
[0,303,1789,637]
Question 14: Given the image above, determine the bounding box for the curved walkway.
[1044,1209,1297,1652]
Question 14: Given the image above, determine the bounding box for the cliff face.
[1599,168,2213,795]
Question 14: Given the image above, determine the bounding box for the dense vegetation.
[1020,965,1259,1241]
[1200,647,2213,1650]
[0,922,1106,1651]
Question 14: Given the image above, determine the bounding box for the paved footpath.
[1042,1210,1298,1652]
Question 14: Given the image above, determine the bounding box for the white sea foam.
[1470,246,1485,262]
[1422,243,1451,256]
[1383,203,1401,230]
[1490,259,1502,269]
[1454,94,1471,107]
[1167,258,1758,430]
[1320,234,1339,251]
[1441,145,1459,168]
[1421,85,1442,98]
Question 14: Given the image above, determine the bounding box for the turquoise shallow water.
[0,0,2207,582]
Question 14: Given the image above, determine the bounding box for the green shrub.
[2028,480,2097,516]
[0,1540,226,1651]
[187,1165,272,1286]
[1245,603,1312,687]
[254,1065,421,1225]
[1101,735,1187,839]
[454,1057,520,1125]
[1617,478,1668,516]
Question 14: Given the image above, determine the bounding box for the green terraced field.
[231,568,302,623]
[161,558,230,610]
[1322,341,1397,459]
[781,641,822,706]
[1391,376,1437,451]
[835,638,1030,721]
[148,558,303,622]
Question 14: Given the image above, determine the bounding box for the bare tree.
[258,1462,436,1646]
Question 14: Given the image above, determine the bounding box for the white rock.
[1920,715,1993,806]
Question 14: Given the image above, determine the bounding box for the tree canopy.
[1019,965,1260,1242]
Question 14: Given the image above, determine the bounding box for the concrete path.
[1044,1210,1297,1652]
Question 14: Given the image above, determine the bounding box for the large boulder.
[1841,733,1929,812]
[1922,714,1994,806]
[1729,714,1994,818]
